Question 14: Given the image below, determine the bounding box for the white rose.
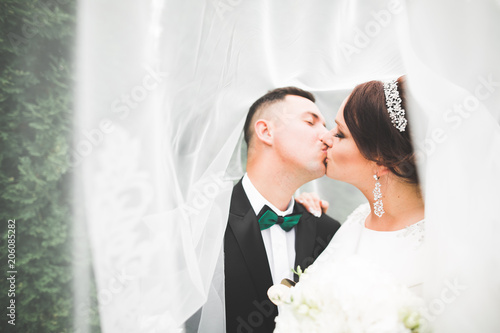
[267,284,291,306]
[402,311,421,329]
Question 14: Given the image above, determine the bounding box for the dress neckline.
[363,218,425,234]
[358,203,425,233]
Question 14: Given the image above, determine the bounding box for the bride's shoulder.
[343,203,371,227]
[313,203,369,264]
[330,203,369,241]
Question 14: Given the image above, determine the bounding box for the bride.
[296,75,426,296]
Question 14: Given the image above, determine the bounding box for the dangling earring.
[373,174,385,218]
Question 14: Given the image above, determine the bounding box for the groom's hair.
[243,87,315,146]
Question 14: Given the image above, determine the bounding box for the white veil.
[400,0,500,331]
[73,0,500,332]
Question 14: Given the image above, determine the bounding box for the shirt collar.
[242,173,295,217]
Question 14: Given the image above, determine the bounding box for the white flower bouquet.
[267,256,429,333]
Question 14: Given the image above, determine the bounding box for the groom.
[225,87,341,333]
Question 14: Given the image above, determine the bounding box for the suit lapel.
[228,180,274,298]
[293,204,317,281]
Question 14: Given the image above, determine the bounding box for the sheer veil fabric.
[401,1,500,331]
[74,0,500,332]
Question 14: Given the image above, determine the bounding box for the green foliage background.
[0,1,99,332]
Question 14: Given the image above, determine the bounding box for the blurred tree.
[0,1,100,332]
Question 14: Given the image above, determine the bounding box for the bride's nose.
[320,131,333,148]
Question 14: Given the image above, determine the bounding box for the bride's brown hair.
[343,76,420,185]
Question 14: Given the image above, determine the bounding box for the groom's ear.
[254,119,273,146]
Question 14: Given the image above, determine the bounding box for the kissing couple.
[221,76,425,333]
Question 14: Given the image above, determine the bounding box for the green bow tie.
[258,206,302,232]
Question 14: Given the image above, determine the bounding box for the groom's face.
[270,95,329,179]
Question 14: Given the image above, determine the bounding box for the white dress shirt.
[241,173,296,284]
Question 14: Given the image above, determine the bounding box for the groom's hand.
[295,192,329,217]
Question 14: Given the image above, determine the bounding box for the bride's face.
[320,98,373,185]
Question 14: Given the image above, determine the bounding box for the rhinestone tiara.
[383,79,407,132]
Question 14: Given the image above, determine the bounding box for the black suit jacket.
[224,180,341,333]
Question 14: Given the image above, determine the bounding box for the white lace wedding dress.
[310,203,426,297]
